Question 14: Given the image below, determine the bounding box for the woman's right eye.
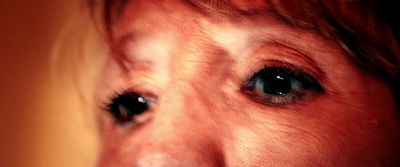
[107,92,150,124]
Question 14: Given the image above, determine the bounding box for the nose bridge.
[135,81,224,166]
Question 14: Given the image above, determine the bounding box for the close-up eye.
[106,92,151,124]
[242,64,323,105]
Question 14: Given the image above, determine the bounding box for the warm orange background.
[1,1,100,166]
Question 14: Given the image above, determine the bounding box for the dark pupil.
[262,74,292,95]
[110,93,148,122]
[248,68,297,96]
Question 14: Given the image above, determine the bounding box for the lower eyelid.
[131,108,154,125]
[241,88,321,109]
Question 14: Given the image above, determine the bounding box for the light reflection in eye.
[106,92,150,123]
[242,65,323,105]
[138,97,145,103]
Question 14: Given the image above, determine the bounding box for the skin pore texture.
[97,0,400,166]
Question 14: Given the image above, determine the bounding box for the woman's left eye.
[242,65,323,105]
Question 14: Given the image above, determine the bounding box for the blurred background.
[0,0,102,166]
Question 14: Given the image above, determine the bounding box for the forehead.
[113,0,275,24]
[119,0,271,11]
[114,0,299,51]
[113,0,289,42]
[112,0,342,73]
[188,0,271,12]
[112,0,340,58]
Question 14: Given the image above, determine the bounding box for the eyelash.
[103,90,153,124]
[241,63,323,106]
[102,63,322,124]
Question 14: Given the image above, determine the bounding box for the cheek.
[302,96,400,165]
[217,75,400,166]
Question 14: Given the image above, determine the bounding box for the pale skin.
[97,0,400,166]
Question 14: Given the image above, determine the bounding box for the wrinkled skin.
[97,0,400,166]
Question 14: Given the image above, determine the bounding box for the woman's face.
[97,0,400,166]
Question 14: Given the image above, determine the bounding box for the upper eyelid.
[242,61,319,86]
[117,31,146,48]
[101,88,158,115]
[265,42,325,75]
[114,30,149,64]
[239,42,327,84]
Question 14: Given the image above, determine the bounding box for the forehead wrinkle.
[186,0,273,17]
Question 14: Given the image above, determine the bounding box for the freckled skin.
[97,0,400,166]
